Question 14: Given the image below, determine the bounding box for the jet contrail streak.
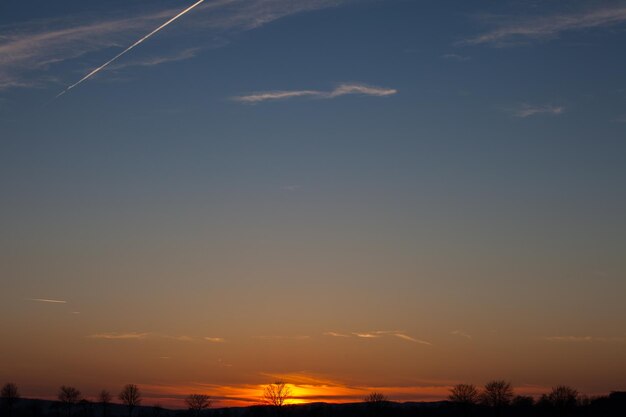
[55,0,205,98]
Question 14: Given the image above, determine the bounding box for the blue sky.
[1,0,626,402]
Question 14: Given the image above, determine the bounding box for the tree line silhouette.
[1,380,624,417]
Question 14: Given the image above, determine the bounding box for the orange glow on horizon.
[128,375,559,409]
[132,375,553,409]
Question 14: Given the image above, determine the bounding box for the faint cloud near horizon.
[463,4,626,46]
[232,83,397,103]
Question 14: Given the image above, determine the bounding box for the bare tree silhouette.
[263,381,292,409]
[364,392,388,403]
[1,383,20,417]
[58,386,81,417]
[119,384,142,417]
[364,392,390,415]
[546,385,579,416]
[480,380,513,417]
[98,390,112,417]
[449,384,479,417]
[185,394,212,417]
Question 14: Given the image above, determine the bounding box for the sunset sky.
[1,0,626,409]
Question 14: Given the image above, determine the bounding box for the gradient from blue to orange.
[1,0,625,408]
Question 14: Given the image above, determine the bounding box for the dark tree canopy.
[449,384,480,405]
[547,385,579,409]
[480,380,514,408]
[58,386,81,405]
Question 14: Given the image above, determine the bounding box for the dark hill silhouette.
[3,395,625,417]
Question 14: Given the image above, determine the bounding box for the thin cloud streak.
[88,332,150,340]
[391,333,432,345]
[254,335,311,340]
[87,332,200,341]
[109,48,202,70]
[441,53,470,61]
[233,83,397,103]
[513,104,564,118]
[204,337,226,343]
[55,0,206,98]
[545,336,626,343]
[464,5,626,46]
[352,332,382,339]
[350,330,431,345]
[324,331,350,337]
[26,298,67,304]
[451,330,472,339]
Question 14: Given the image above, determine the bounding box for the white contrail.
[55,0,205,98]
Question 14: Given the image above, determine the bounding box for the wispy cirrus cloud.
[254,335,311,340]
[109,47,201,71]
[544,335,626,343]
[512,104,564,118]
[451,330,472,339]
[324,331,350,338]
[232,83,398,103]
[464,5,626,46]
[441,53,470,61]
[353,332,382,339]
[392,333,432,345]
[372,330,432,345]
[345,330,431,345]
[88,332,150,340]
[26,298,67,304]
[88,332,202,341]
[0,0,348,92]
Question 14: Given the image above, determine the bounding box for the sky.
[1,0,626,409]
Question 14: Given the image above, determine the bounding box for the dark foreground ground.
[4,392,625,417]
